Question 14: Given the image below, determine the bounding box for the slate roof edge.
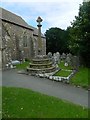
[1,18,34,31]
[0,7,45,37]
[0,7,34,31]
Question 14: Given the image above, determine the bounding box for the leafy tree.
[45,27,69,54]
[68,2,90,67]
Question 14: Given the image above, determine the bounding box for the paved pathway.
[1,69,89,108]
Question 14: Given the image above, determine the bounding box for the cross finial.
[36,16,43,25]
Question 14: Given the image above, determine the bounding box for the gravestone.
[65,53,72,66]
[61,53,66,61]
[47,52,52,59]
[56,52,60,63]
[67,53,72,58]
[71,56,79,70]
[53,53,57,65]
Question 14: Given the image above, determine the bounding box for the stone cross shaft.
[36,16,43,55]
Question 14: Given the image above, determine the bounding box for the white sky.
[0,0,83,33]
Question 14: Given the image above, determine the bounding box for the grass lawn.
[70,67,89,89]
[54,61,72,77]
[16,61,30,70]
[58,61,89,89]
[58,61,73,70]
[2,87,89,118]
[0,87,2,119]
[54,70,72,77]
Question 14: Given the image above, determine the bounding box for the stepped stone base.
[27,55,57,75]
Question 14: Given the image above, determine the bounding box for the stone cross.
[36,16,43,55]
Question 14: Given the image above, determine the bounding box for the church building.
[0,7,46,69]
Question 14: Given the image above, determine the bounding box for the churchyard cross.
[36,16,43,55]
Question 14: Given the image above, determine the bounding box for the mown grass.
[70,67,89,89]
[54,61,72,77]
[2,87,89,118]
[55,70,72,77]
[16,61,30,69]
[57,61,89,89]
[0,87,2,119]
[58,61,73,70]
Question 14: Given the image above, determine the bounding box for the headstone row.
[47,52,80,70]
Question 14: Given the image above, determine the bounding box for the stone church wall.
[2,21,34,66]
[0,19,2,70]
[1,20,46,69]
[1,8,46,69]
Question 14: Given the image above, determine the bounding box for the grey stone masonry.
[0,7,46,69]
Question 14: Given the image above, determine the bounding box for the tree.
[68,2,90,67]
[45,27,69,54]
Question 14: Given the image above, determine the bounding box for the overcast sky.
[0,0,83,33]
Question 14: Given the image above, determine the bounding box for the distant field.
[2,87,89,118]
